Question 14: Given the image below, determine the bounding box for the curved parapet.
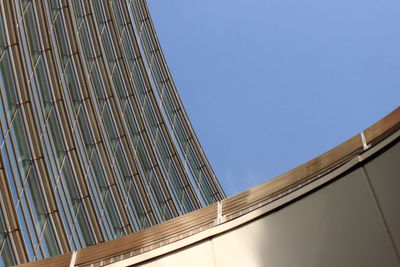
[16,107,400,267]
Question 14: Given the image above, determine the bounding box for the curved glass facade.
[0,0,225,265]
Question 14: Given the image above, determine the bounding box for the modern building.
[0,0,225,266]
[16,106,400,267]
[2,0,400,267]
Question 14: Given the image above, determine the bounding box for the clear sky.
[147,0,400,196]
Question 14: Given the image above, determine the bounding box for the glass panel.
[72,0,84,25]
[25,168,47,234]
[101,28,116,67]
[91,150,108,201]
[102,103,118,149]
[59,159,94,247]
[127,181,146,228]
[155,134,170,166]
[49,0,60,20]
[115,145,130,180]
[181,191,194,213]
[48,109,66,167]
[25,168,60,257]
[141,27,154,57]
[75,206,94,247]
[162,89,176,119]
[77,108,94,157]
[54,13,70,67]
[131,62,146,104]
[169,164,183,201]
[112,68,126,100]
[91,151,123,238]
[186,144,200,174]
[92,0,105,26]
[24,4,41,64]
[64,62,81,113]
[54,190,74,248]
[36,57,53,115]
[174,118,187,145]
[20,0,30,9]
[136,138,151,177]
[90,63,106,111]
[151,55,164,89]
[0,235,16,266]
[124,105,139,148]
[60,158,79,215]
[0,205,16,266]
[112,0,125,33]
[0,12,7,55]
[121,31,135,71]
[1,146,19,207]
[143,98,158,138]
[115,145,145,226]
[16,202,35,261]
[0,50,19,123]
[104,196,123,238]
[11,110,31,177]
[148,171,169,219]
[79,22,95,62]
[199,172,215,204]
[41,220,59,257]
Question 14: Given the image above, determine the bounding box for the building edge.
[14,106,400,267]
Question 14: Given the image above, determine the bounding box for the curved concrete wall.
[131,137,400,267]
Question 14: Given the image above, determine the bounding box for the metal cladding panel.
[15,253,72,267]
[212,167,399,267]
[135,240,215,267]
[365,108,400,145]
[364,141,400,255]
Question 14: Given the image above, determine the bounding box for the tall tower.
[0,0,225,265]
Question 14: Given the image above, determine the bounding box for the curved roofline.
[16,106,400,267]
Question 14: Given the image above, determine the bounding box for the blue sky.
[147,0,400,196]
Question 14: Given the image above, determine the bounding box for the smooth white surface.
[136,240,216,267]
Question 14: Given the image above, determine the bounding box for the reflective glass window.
[101,28,116,68]
[24,4,41,64]
[0,206,16,266]
[79,22,95,62]
[90,63,106,111]
[112,68,126,101]
[91,150,123,238]
[54,13,70,67]
[102,103,118,149]
[143,98,158,138]
[25,168,60,257]
[75,206,94,247]
[76,107,94,157]
[60,158,94,247]
[47,109,66,168]
[0,13,7,55]
[64,62,81,113]
[92,0,106,27]
[36,57,53,115]
[11,110,32,177]
[0,50,19,123]
[49,0,60,20]
[124,105,139,147]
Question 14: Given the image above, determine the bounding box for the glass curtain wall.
[0,0,225,265]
